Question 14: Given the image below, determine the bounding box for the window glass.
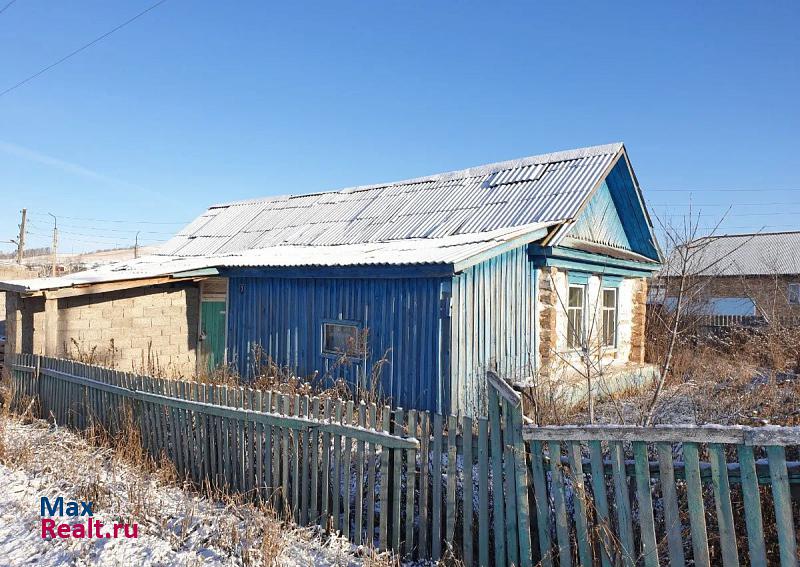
[322,322,362,356]
[601,288,618,347]
[567,285,585,348]
[789,283,800,305]
[708,297,755,315]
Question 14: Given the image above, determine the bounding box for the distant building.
[654,231,800,320]
[1,143,662,414]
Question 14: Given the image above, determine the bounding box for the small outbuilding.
[1,143,662,414]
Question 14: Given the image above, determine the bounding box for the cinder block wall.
[13,283,200,376]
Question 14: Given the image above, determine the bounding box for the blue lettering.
[40,497,63,517]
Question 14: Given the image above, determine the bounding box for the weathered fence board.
[8,354,800,567]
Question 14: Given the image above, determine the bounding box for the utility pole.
[134,231,140,259]
[16,208,26,264]
[48,213,58,277]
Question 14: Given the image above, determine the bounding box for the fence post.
[488,388,507,567]
[510,399,533,567]
[34,354,41,417]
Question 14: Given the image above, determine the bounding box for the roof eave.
[452,225,551,273]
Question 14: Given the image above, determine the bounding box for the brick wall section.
[629,278,647,364]
[537,267,559,377]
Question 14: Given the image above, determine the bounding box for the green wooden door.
[200,300,226,371]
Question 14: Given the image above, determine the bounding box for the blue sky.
[0,1,798,253]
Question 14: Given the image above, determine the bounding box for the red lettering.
[41,519,56,538]
[72,523,86,538]
[113,524,122,537]
[124,524,138,538]
[57,524,71,538]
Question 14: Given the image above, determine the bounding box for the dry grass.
[643,319,800,426]
[0,408,324,566]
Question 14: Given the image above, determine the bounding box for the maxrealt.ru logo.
[40,497,138,539]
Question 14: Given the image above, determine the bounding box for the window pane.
[323,323,361,355]
[601,288,617,346]
[602,308,616,346]
[568,308,583,348]
[789,284,800,305]
[569,286,584,307]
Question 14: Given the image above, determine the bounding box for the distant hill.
[0,245,159,274]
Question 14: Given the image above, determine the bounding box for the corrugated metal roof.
[2,143,641,293]
[158,143,624,257]
[666,231,800,277]
[1,223,556,292]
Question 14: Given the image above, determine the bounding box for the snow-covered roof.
[159,143,624,256]
[1,142,637,293]
[0,223,554,293]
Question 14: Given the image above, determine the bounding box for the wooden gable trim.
[529,244,661,278]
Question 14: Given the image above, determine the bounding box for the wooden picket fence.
[7,354,800,566]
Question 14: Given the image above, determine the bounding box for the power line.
[24,228,163,245]
[645,187,800,193]
[655,211,800,218]
[26,220,175,236]
[658,223,799,231]
[0,0,17,16]
[0,0,169,99]
[27,211,188,225]
[651,202,798,207]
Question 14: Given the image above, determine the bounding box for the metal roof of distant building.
[666,231,800,277]
[158,142,626,257]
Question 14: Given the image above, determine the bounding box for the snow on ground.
[0,415,368,566]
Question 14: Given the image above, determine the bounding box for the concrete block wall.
[7,283,200,376]
[57,284,200,375]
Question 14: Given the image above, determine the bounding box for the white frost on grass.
[0,416,364,567]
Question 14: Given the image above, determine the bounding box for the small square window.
[322,322,363,357]
[789,283,800,305]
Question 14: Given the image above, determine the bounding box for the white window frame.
[600,287,618,348]
[567,284,586,349]
[788,283,800,305]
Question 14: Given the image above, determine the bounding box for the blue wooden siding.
[226,275,448,413]
[569,181,632,250]
[569,157,660,261]
[449,245,536,415]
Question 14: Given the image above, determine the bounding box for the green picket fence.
[8,353,511,564]
[7,354,800,566]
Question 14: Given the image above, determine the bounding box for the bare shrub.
[66,338,119,367]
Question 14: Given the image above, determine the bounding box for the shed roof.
[0,223,554,293]
[666,231,800,277]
